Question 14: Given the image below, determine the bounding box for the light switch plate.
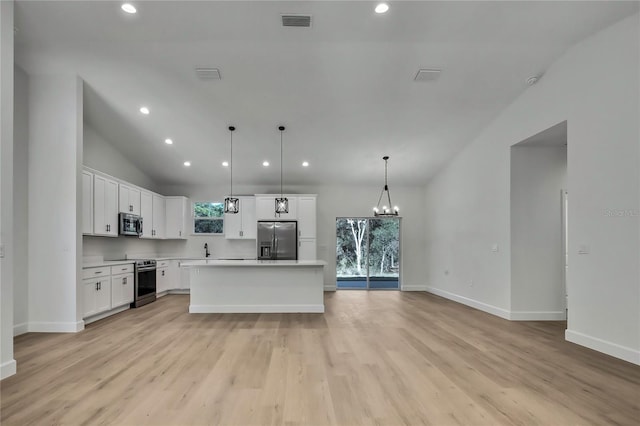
[491,244,499,252]
[578,244,590,254]
[0,244,4,258]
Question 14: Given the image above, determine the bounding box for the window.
[193,202,224,234]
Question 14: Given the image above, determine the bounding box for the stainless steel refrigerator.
[257,221,298,260]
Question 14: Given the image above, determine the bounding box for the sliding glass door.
[336,218,400,290]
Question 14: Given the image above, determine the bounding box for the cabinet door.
[119,185,131,214]
[241,197,257,239]
[111,273,133,307]
[129,187,141,216]
[180,265,191,290]
[83,279,99,318]
[104,179,119,236]
[298,238,317,261]
[157,268,168,293]
[224,199,243,239]
[93,175,107,235]
[140,191,153,238]
[297,196,316,238]
[165,197,187,239]
[82,171,93,235]
[96,278,112,313]
[256,197,275,220]
[152,194,166,239]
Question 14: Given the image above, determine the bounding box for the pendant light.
[224,126,239,214]
[275,125,288,214]
[373,156,399,217]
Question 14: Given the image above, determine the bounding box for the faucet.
[204,243,210,258]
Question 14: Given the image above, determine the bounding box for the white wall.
[424,14,639,364]
[13,66,28,335]
[0,0,16,380]
[161,182,427,290]
[84,124,159,192]
[28,75,84,332]
[510,145,567,319]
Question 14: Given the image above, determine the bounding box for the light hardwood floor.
[1,292,639,425]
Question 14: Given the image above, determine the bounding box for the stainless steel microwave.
[119,213,142,236]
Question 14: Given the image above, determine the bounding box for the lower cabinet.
[180,263,191,290]
[298,238,317,260]
[157,267,169,293]
[83,263,134,319]
[111,273,134,308]
[83,278,112,318]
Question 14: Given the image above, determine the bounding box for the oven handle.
[136,267,157,272]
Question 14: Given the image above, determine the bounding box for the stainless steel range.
[131,260,157,308]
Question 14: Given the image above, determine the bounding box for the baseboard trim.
[1,360,17,380]
[566,329,640,365]
[167,289,190,295]
[510,311,566,321]
[324,284,336,291]
[84,305,129,325]
[27,320,85,333]
[425,286,511,320]
[189,304,325,313]
[13,322,28,336]
[402,284,428,291]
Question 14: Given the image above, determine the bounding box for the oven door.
[136,268,157,298]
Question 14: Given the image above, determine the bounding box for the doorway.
[335,217,400,290]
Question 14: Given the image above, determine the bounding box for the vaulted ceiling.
[14,1,639,186]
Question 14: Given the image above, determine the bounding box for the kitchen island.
[180,260,326,313]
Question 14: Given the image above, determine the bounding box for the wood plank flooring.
[1,292,639,425]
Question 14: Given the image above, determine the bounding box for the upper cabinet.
[140,191,153,238]
[165,196,190,239]
[297,196,317,239]
[152,194,166,239]
[255,195,298,220]
[225,196,256,239]
[119,184,141,216]
[82,170,94,235]
[93,174,118,237]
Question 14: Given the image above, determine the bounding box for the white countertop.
[82,260,136,269]
[181,259,326,267]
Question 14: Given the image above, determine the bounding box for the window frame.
[192,201,225,236]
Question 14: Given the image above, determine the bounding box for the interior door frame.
[335,216,402,291]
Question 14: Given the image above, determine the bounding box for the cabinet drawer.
[157,260,170,268]
[82,266,110,280]
[111,264,134,275]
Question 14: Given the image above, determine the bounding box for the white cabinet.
[298,238,317,261]
[165,196,190,239]
[179,263,191,290]
[82,170,93,235]
[111,273,134,308]
[297,196,317,238]
[83,277,111,318]
[255,195,298,220]
[152,194,166,239]
[119,184,141,215]
[140,191,153,238]
[93,174,118,237]
[157,267,169,293]
[225,196,256,239]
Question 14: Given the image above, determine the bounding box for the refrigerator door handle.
[271,234,276,259]
[274,236,279,259]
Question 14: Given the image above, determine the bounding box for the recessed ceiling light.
[121,3,137,14]
[184,161,191,167]
[375,3,389,14]
[139,106,149,115]
[302,161,309,167]
[222,161,229,167]
[263,161,270,167]
[165,138,173,145]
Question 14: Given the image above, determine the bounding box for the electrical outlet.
[469,279,474,287]
[491,244,499,252]
[0,244,4,258]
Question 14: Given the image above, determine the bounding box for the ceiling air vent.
[414,69,441,82]
[282,14,312,28]
[195,68,221,80]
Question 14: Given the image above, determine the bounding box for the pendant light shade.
[373,156,399,217]
[275,125,289,214]
[224,126,239,214]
